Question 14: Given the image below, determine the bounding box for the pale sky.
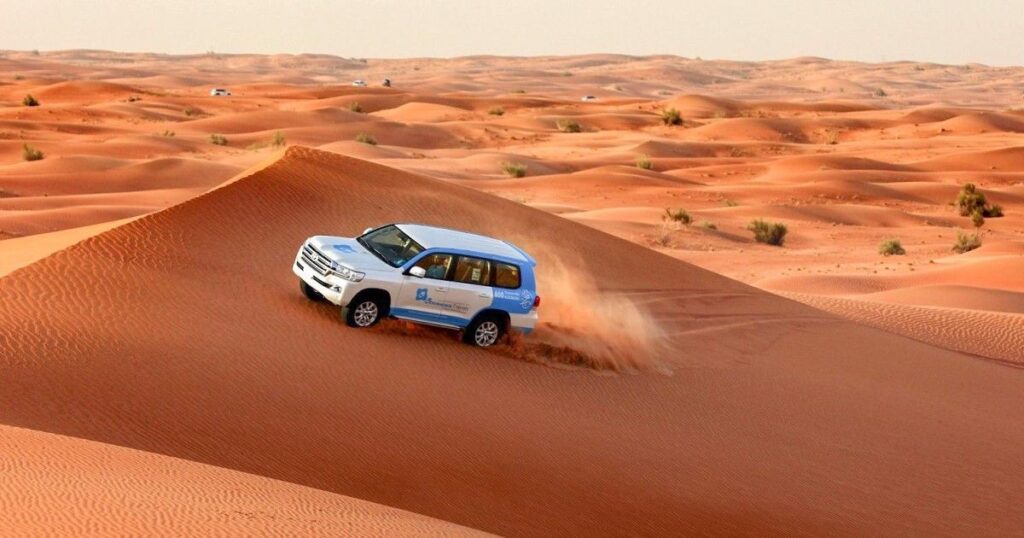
[3,0,1024,65]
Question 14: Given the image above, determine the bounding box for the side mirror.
[409,266,426,278]
[362,227,374,235]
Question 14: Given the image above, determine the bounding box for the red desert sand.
[2,51,1024,535]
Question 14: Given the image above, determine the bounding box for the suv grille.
[300,243,332,275]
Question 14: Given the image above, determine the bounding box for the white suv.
[293,224,539,347]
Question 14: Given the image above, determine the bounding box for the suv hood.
[308,236,394,272]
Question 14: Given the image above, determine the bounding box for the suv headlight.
[330,262,364,282]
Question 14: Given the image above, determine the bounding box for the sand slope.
[0,425,488,536]
[2,147,1024,535]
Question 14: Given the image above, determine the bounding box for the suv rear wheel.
[464,314,505,347]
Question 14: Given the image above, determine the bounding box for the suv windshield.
[358,225,424,267]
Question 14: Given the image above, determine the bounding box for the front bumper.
[293,250,356,306]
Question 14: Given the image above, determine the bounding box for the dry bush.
[661,107,683,126]
[663,208,691,225]
[501,161,527,178]
[22,144,43,161]
[952,231,982,254]
[878,238,906,256]
[555,119,582,133]
[748,219,787,246]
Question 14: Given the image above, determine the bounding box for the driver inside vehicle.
[412,253,453,279]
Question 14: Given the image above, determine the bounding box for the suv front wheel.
[464,314,505,347]
[345,294,385,328]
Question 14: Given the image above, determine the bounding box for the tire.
[345,294,384,328]
[300,280,324,301]
[463,314,505,348]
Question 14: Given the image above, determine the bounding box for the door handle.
[477,293,489,298]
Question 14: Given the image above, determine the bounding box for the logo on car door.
[415,287,469,314]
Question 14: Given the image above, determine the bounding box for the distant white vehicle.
[581,95,597,102]
[352,80,368,87]
[209,88,231,97]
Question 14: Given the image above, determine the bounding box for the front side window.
[453,256,492,285]
[411,253,454,280]
[358,225,424,267]
[493,262,521,289]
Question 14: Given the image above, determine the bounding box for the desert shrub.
[663,208,692,225]
[748,219,788,246]
[209,134,228,146]
[161,130,175,137]
[126,95,142,102]
[22,144,44,161]
[183,106,203,117]
[723,199,739,207]
[355,132,377,145]
[824,129,840,145]
[955,183,986,216]
[699,220,717,230]
[635,154,653,170]
[878,238,906,256]
[347,102,363,113]
[22,94,39,107]
[271,131,286,147]
[660,107,683,126]
[13,74,24,80]
[488,107,505,116]
[500,161,527,178]
[874,88,887,97]
[971,210,985,230]
[555,119,582,133]
[952,231,982,254]
[654,229,672,247]
[955,183,1004,219]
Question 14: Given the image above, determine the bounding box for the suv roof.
[395,224,535,265]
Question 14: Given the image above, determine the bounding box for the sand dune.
[862,284,1024,314]
[0,425,486,536]
[783,292,1024,363]
[2,147,1024,535]
[4,50,1024,535]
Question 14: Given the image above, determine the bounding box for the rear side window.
[493,262,521,289]
[453,256,492,285]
